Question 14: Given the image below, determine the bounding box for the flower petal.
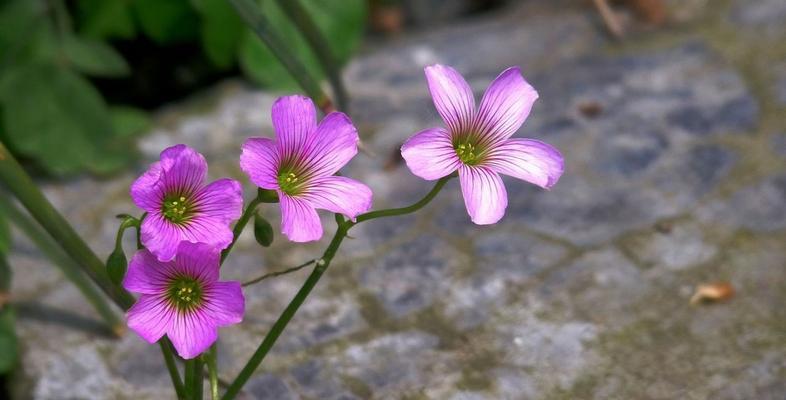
[140,213,183,262]
[240,137,280,190]
[126,295,174,344]
[400,127,461,180]
[302,176,372,220]
[425,64,475,134]
[167,312,218,359]
[475,67,538,145]
[178,216,235,254]
[172,242,221,284]
[193,178,244,222]
[202,281,245,327]
[124,249,173,294]
[279,194,322,242]
[130,161,164,212]
[160,144,208,196]
[485,139,564,189]
[459,165,508,225]
[272,95,317,161]
[301,112,359,177]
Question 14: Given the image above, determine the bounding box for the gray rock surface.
[8,0,786,399]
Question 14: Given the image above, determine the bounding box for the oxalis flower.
[240,95,372,242]
[131,144,243,261]
[401,65,564,224]
[123,241,244,359]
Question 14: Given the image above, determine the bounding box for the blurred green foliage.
[0,0,366,176]
[0,213,15,375]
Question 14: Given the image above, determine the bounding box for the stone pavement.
[8,0,786,398]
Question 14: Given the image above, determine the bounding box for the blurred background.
[1,0,785,398]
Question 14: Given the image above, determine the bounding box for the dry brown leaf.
[627,0,668,25]
[690,282,734,305]
[578,101,604,118]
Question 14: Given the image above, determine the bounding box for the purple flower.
[131,144,243,261]
[240,95,372,242]
[123,241,244,359]
[401,65,564,224]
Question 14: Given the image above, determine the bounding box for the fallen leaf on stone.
[690,282,734,305]
[626,0,668,25]
[578,101,604,118]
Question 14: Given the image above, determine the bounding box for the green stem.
[0,142,134,310]
[226,0,335,113]
[222,177,452,399]
[0,194,123,334]
[274,0,349,111]
[159,337,186,399]
[241,259,316,287]
[193,357,204,400]
[184,358,196,399]
[207,344,219,400]
[220,196,262,264]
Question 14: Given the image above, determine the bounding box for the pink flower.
[123,242,244,359]
[240,95,372,242]
[401,65,564,224]
[131,145,243,261]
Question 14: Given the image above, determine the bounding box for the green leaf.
[253,212,274,247]
[132,0,199,44]
[106,248,127,285]
[110,106,150,138]
[194,0,243,68]
[0,306,17,374]
[62,35,130,77]
[238,0,366,89]
[76,0,137,39]
[0,0,57,65]
[0,64,133,175]
[0,211,10,255]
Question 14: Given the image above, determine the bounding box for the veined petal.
[140,213,184,262]
[130,161,164,212]
[302,176,372,220]
[126,295,174,344]
[459,165,508,225]
[172,242,220,284]
[160,145,208,196]
[485,138,564,189]
[202,281,245,327]
[279,194,322,242]
[240,138,280,190]
[193,178,244,222]
[302,112,359,177]
[425,65,475,134]
[124,249,173,294]
[475,67,538,145]
[401,127,461,180]
[168,312,218,359]
[178,216,235,254]
[272,95,317,161]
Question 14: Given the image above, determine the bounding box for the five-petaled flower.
[401,65,564,224]
[131,144,243,261]
[240,95,372,242]
[123,242,244,359]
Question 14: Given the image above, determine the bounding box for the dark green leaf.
[253,212,274,247]
[0,0,57,65]
[0,307,17,374]
[110,106,150,138]
[62,35,130,77]
[194,0,243,68]
[238,0,366,89]
[106,248,127,285]
[76,0,137,39]
[133,0,199,44]
[0,64,133,175]
[0,211,9,255]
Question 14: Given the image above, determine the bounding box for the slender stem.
[193,357,204,400]
[226,0,335,114]
[0,194,123,334]
[159,337,186,399]
[274,0,348,111]
[184,359,196,399]
[221,197,262,264]
[353,176,452,224]
[241,259,316,287]
[222,177,451,399]
[0,142,134,309]
[207,344,219,400]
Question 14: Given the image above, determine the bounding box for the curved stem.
[207,344,219,400]
[159,337,186,399]
[222,177,451,399]
[241,259,316,287]
[221,197,262,264]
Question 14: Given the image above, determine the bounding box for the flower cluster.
[122,65,563,359]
